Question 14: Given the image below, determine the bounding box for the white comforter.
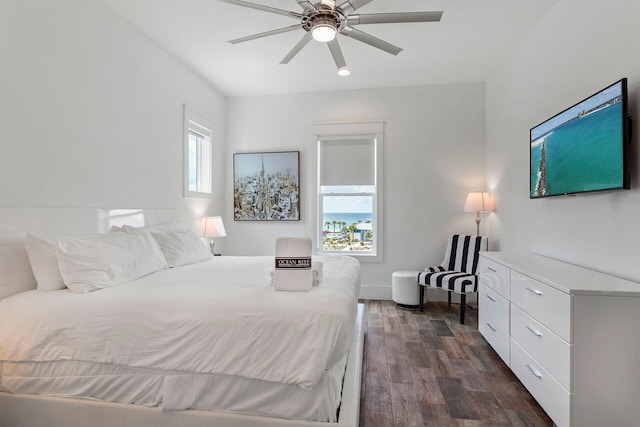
[0,255,360,390]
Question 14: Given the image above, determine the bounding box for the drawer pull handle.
[526,287,543,296]
[486,322,496,332]
[526,363,543,379]
[526,325,543,337]
[487,267,497,272]
[486,294,496,302]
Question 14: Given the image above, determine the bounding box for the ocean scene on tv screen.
[530,81,624,197]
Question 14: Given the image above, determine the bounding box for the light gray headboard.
[0,208,179,300]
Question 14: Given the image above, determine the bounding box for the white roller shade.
[319,138,375,186]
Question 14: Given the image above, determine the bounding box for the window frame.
[311,122,384,262]
[183,106,214,199]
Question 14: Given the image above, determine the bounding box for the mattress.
[0,255,360,421]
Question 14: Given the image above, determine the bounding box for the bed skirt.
[0,355,346,421]
[0,304,364,427]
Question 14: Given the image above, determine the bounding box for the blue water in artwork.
[530,102,623,197]
[322,213,372,230]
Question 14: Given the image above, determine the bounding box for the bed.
[0,208,364,427]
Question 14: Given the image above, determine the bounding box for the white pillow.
[122,219,183,235]
[151,230,211,267]
[24,233,101,291]
[56,231,168,293]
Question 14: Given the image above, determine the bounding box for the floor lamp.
[464,192,495,236]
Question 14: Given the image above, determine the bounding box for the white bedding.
[0,255,360,396]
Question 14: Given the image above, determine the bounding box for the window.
[312,122,383,261]
[184,107,213,198]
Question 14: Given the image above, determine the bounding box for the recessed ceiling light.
[337,66,350,76]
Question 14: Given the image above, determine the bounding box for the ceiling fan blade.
[295,0,317,12]
[337,0,373,15]
[280,32,313,64]
[327,38,347,69]
[347,11,443,25]
[340,26,402,55]
[218,0,303,19]
[229,24,303,44]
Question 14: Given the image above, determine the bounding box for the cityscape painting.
[233,151,300,221]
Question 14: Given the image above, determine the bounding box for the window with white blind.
[312,122,383,261]
[184,107,213,198]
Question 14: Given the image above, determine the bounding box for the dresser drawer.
[510,271,571,342]
[478,256,510,299]
[478,283,510,364]
[511,304,571,391]
[479,282,510,324]
[510,339,570,427]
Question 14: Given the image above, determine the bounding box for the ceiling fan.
[219,0,443,75]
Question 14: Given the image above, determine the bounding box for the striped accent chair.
[417,234,488,324]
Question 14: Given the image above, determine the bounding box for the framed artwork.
[233,151,300,221]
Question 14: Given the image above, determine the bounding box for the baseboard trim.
[359,284,391,300]
[359,284,479,304]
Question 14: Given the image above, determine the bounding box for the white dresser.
[478,252,640,427]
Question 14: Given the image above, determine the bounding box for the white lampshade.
[199,216,227,238]
[464,192,495,212]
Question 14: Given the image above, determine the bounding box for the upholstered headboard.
[0,208,180,300]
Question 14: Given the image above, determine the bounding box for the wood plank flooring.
[358,300,553,427]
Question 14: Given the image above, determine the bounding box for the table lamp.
[199,216,227,254]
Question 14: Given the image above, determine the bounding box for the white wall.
[0,0,226,226]
[486,0,640,281]
[226,84,487,296]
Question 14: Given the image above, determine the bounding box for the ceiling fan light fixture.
[337,66,350,76]
[223,0,444,74]
[311,22,336,42]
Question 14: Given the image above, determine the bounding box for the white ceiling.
[103,0,558,97]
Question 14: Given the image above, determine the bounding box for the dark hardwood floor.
[358,300,553,427]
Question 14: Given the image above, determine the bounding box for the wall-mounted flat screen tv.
[530,78,630,198]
